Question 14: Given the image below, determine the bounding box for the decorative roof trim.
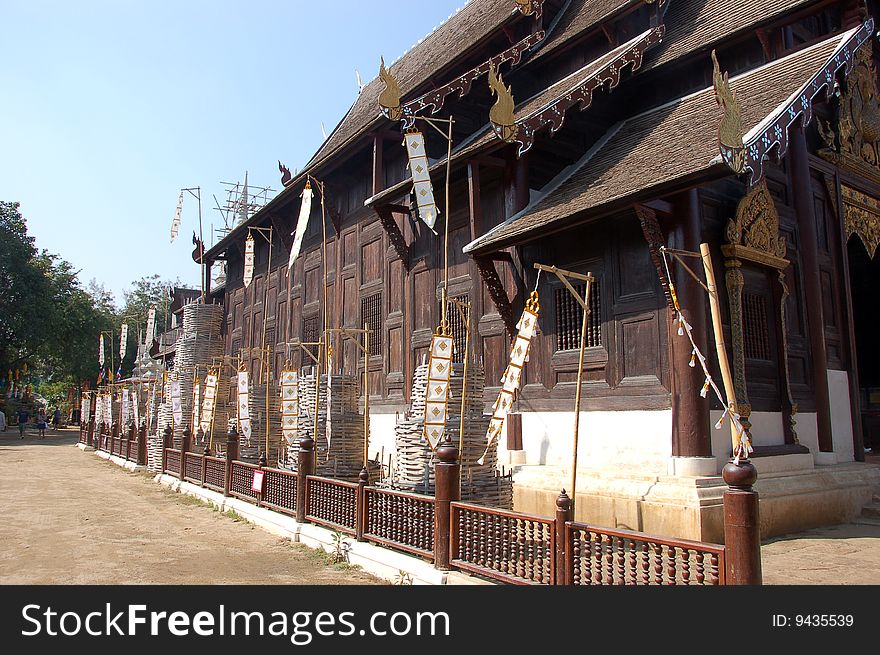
[515,0,544,20]
[498,25,665,155]
[716,19,875,187]
[393,30,545,128]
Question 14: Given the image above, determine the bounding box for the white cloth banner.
[132,387,140,426]
[288,184,313,270]
[192,383,201,437]
[423,334,454,450]
[122,389,131,425]
[145,307,156,345]
[171,190,183,242]
[481,304,540,464]
[200,373,218,437]
[148,382,156,432]
[119,323,128,360]
[280,370,299,446]
[103,394,113,426]
[171,378,182,428]
[82,393,91,424]
[95,396,102,426]
[243,234,255,289]
[99,335,105,367]
[237,370,252,444]
[405,132,439,232]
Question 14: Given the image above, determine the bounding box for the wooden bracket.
[375,205,411,270]
[634,203,674,308]
[475,255,516,338]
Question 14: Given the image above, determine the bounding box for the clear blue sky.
[0,0,465,304]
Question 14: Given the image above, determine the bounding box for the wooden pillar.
[434,438,460,571]
[127,423,135,460]
[670,189,712,457]
[467,160,481,241]
[137,422,147,466]
[87,416,95,447]
[296,436,315,522]
[356,467,369,542]
[224,426,239,497]
[790,126,833,452]
[722,460,762,584]
[504,148,530,219]
[372,134,384,196]
[555,490,572,585]
[180,426,191,482]
[162,425,172,471]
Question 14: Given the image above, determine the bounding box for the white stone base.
[75,442,95,452]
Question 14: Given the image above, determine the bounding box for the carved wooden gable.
[721,180,788,269]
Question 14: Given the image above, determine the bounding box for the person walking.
[36,408,47,439]
[52,407,61,431]
[18,407,29,438]
[0,407,6,432]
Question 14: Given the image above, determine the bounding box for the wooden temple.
[201,0,880,541]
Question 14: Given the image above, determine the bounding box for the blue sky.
[0,0,465,303]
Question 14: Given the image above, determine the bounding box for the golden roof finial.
[489,63,517,142]
[378,56,402,121]
[712,50,745,173]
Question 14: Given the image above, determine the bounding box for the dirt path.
[0,430,381,585]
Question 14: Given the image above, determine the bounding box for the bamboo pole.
[699,242,740,453]
[457,301,470,461]
[363,323,370,469]
[569,280,591,512]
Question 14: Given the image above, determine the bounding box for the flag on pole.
[480,292,540,464]
[171,190,184,242]
[280,369,299,447]
[405,131,439,232]
[243,233,255,288]
[119,323,128,360]
[288,181,313,270]
[200,371,218,437]
[99,335,105,367]
[237,369,252,445]
[81,393,91,425]
[170,376,182,428]
[146,307,156,345]
[423,333,455,450]
[192,382,201,436]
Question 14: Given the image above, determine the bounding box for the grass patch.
[224,509,246,523]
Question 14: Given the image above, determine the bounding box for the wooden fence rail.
[306,476,358,534]
[164,448,181,476]
[450,501,555,585]
[364,487,435,559]
[566,523,726,586]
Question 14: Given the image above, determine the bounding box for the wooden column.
[670,190,712,457]
[137,422,147,466]
[372,134,384,196]
[224,426,239,497]
[356,467,369,542]
[467,160,481,241]
[434,438,460,570]
[555,490,572,585]
[722,460,762,584]
[180,426,191,482]
[296,436,315,522]
[790,127,833,452]
[504,148,530,219]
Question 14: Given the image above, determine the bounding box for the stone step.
[861,503,880,520]
[852,515,880,528]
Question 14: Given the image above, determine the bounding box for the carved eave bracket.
[504,25,665,156]
[841,184,880,258]
[715,19,874,188]
[375,204,411,270]
[634,203,674,308]
[514,0,544,20]
[474,256,517,338]
[720,179,789,269]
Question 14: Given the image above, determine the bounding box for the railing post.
[555,490,572,586]
[201,440,210,487]
[162,425,172,473]
[137,421,147,465]
[356,466,369,542]
[258,451,267,505]
[434,437,460,571]
[87,417,95,447]
[224,426,238,497]
[180,426,192,482]
[722,459,762,585]
[127,423,135,460]
[296,436,315,523]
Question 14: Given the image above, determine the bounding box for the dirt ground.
[0,429,381,585]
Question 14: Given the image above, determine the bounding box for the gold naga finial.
[488,62,517,142]
[378,56,402,121]
[514,0,535,15]
[711,50,745,173]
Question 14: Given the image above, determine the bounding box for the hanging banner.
[170,376,182,428]
[171,190,184,242]
[94,395,102,426]
[423,333,455,450]
[99,335,105,367]
[288,182,313,270]
[132,386,140,427]
[81,393,91,425]
[192,382,201,437]
[237,369,252,445]
[243,233,255,288]
[104,393,113,427]
[280,369,299,446]
[145,307,156,345]
[122,388,131,425]
[481,292,540,464]
[405,131,439,232]
[200,371,218,437]
[148,382,157,432]
[119,323,128,360]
